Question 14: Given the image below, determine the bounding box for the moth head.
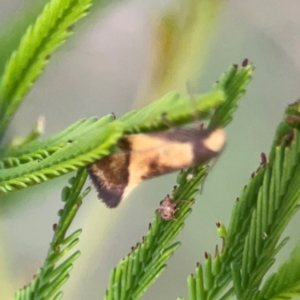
[203,128,226,153]
[192,127,226,165]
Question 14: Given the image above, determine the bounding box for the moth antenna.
[209,108,222,130]
[199,143,226,195]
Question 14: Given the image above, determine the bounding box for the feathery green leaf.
[186,87,300,300]
[0,86,225,198]
[182,60,255,300]
[237,107,300,298]
[14,168,88,300]
[0,116,123,196]
[259,237,300,300]
[210,60,253,128]
[104,166,207,300]
[119,89,225,133]
[0,0,92,141]
[105,61,253,299]
[0,1,48,76]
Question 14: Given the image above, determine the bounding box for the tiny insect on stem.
[156,194,195,221]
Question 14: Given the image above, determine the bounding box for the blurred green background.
[1,0,300,299]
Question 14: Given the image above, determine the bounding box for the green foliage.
[0,55,253,298]
[119,89,225,133]
[2,1,299,297]
[0,0,92,141]
[103,61,253,299]
[0,92,217,198]
[0,116,123,195]
[104,166,207,300]
[14,168,90,300]
[0,1,49,76]
[0,0,113,77]
[259,238,300,300]
[184,92,300,300]
[0,90,218,197]
[211,60,252,128]
[0,61,252,200]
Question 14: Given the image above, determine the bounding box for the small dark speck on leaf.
[261,152,267,165]
[67,24,75,31]
[286,130,295,143]
[242,58,249,67]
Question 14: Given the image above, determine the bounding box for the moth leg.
[199,152,222,195]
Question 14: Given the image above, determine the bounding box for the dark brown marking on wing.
[117,136,132,151]
[141,157,175,180]
[191,141,217,165]
[87,152,130,208]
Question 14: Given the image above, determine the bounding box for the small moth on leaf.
[87,126,225,208]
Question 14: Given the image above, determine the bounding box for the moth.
[87,126,225,208]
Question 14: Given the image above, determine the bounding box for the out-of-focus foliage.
[185,100,300,300]
[136,0,221,106]
[104,62,253,299]
[2,0,300,299]
[14,168,89,300]
[0,0,93,141]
